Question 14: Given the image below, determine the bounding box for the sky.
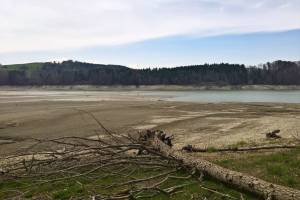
[0,0,299,67]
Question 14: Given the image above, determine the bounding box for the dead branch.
[182,144,299,153]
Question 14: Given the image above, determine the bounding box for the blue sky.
[0,0,299,67]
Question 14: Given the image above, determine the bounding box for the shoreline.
[0,84,300,91]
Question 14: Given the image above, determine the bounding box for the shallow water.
[0,90,300,103]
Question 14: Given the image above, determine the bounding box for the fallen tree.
[142,131,300,200]
[181,144,298,153]
[1,124,300,199]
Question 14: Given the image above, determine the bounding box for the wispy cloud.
[0,0,299,53]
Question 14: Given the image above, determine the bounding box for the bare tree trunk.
[144,132,300,200]
[182,144,298,152]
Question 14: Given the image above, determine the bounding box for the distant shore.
[0,85,300,91]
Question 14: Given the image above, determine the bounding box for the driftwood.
[143,131,300,200]
[182,144,298,152]
[266,130,281,139]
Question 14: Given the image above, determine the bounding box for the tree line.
[0,60,299,85]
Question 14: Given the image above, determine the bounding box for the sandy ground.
[0,90,300,156]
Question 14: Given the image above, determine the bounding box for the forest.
[0,60,299,85]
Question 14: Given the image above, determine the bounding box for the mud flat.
[0,89,299,155]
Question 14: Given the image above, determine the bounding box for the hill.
[0,60,299,86]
